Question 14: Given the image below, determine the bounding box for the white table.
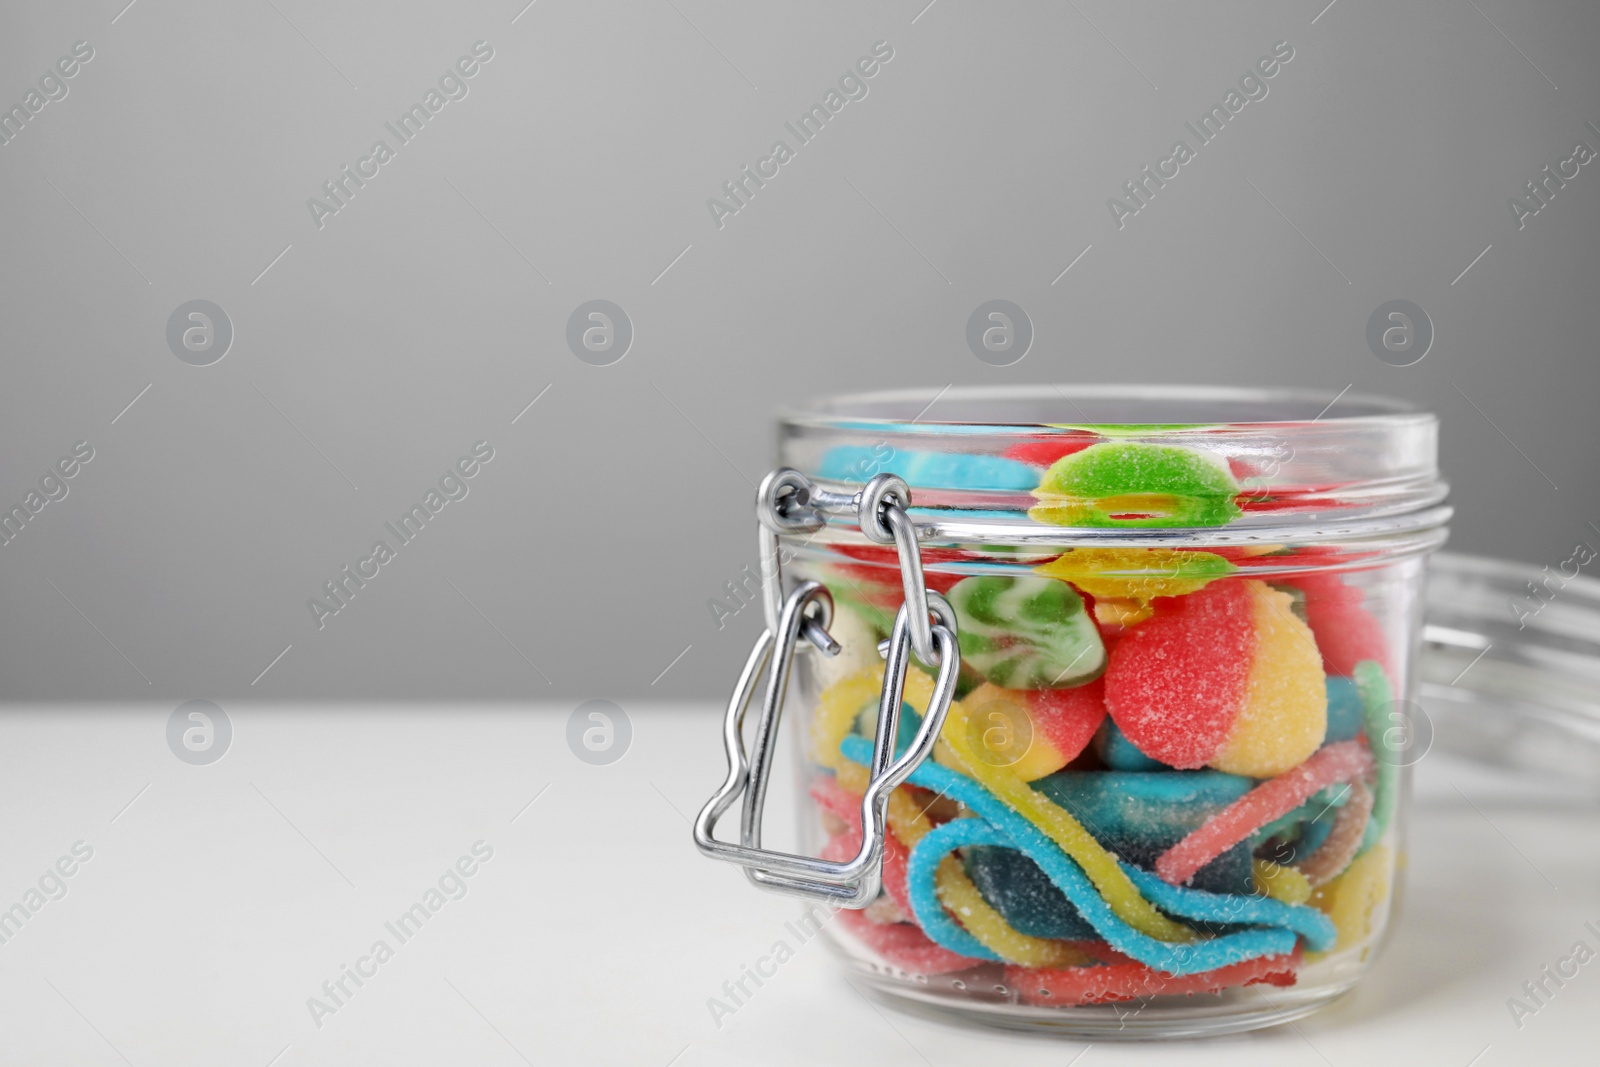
[0,705,1592,1065]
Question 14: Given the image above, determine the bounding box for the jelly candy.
[837,734,1337,973]
[1209,583,1328,778]
[1155,740,1375,886]
[820,824,979,975]
[946,575,1105,689]
[817,445,1037,490]
[827,761,1092,968]
[833,906,980,975]
[1031,768,1256,895]
[812,668,886,771]
[933,701,1199,943]
[1285,572,1392,676]
[954,681,1106,781]
[898,786,1335,974]
[1034,546,1233,603]
[1029,442,1242,528]
[1253,859,1312,905]
[1354,660,1400,852]
[1092,717,1166,771]
[1009,947,1302,1007]
[1297,780,1373,887]
[1002,439,1094,468]
[1325,675,1366,741]
[962,847,1099,940]
[1308,845,1391,956]
[1102,581,1254,769]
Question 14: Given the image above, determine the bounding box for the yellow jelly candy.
[1308,846,1392,958]
[937,684,1066,783]
[1035,547,1233,603]
[813,669,882,771]
[1209,583,1328,778]
[1252,858,1312,905]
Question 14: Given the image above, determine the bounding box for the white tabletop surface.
[0,704,1593,1066]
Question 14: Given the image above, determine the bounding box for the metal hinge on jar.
[693,469,961,907]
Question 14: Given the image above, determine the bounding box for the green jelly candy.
[1030,441,1241,528]
[948,575,1105,690]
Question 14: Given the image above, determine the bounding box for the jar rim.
[782,383,1429,432]
[774,382,1448,552]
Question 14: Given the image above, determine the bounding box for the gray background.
[1,0,1596,704]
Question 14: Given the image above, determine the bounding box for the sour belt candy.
[824,766,1094,968]
[886,770,1335,975]
[1354,660,1400,852]
[1008,947,1302,1007]
[1297,780,1374,887]
[1155,740,1375,886]
[935,701,1198,944]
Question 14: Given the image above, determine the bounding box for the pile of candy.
[803,438,1402,1006]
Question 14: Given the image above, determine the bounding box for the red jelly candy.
[835,907,980,976]
[1285,573,1391,675]
[1002,439,1095,468]
[1030,677,1110,764]
[1007,946,1302,1006]
[1102,582,1254,769]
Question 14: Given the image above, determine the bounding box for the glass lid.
[1422,551,1600,791]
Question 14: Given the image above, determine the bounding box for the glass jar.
[697,385,1451,1038]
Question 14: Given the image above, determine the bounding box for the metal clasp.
[693,469,961,907]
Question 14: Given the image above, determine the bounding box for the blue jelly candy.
[817,445,1038,490]
[1325,676,1365,742]
[1093,717,1167,771]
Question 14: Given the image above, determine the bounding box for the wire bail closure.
[693,468,962,906]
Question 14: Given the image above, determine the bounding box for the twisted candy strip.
[839,735,1337,976]
[1154,740,1375,887]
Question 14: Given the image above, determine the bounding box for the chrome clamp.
[693,468,961,907]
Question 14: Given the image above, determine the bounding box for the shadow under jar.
[766,385,1450,1038]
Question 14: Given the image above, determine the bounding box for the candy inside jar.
[700,385,1450,1038]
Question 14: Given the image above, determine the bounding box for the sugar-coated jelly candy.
[1309,846,1391,956]
[948,575,1106,689]
[1209,583,1328,778]
[1285,572,1392,676]
[1008,948,1301,1007]
[1092,716,1167,771]
[1029,442,1242,528]
[1031,768,1257,895]
[1156,740,1375,886]
[954,680,1107,781]
[1034,546,1234,603]
[1102,581,1254,769]
[962,846,1099,940]
[817,444,1038,490]
[1324,675,1366,741]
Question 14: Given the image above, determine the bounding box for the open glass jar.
[697,385,1451,1038]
